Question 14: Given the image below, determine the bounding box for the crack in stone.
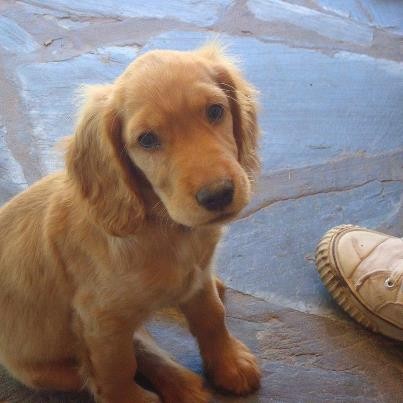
[240,178,403,220]
[226,314,280,325]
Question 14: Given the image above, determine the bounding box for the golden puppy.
[0,43,260,403]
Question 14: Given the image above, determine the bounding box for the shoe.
[316,225,403,341]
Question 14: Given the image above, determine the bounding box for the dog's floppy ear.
[199,44,260,183]
[216,65,260,183]
[66,85,144,236]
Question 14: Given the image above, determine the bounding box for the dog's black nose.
[196,180,234,211]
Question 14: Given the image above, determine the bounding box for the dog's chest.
[136,227,220,305]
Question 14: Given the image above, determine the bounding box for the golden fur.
[0,44,261,403]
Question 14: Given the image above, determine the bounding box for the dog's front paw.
[114,387,161,403]
[142,389,162,403]
[206,337,261,395]
[159,369,211,403]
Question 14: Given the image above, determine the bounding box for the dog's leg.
[134,328,211,403]
[180,276,261,396]
[73,310,160,403]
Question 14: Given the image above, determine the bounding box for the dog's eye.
[138,132,160,149]
[207,104,224,123]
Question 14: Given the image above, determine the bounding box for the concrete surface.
[0,0,402,402]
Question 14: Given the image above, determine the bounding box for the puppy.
[0,43,260,403]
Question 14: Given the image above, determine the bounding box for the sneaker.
[316,225,403,341]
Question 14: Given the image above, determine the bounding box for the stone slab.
[23,0,232,27]
[0,122,27,205]
[0,15,39,54]
[16,46,138,172]
[365,0,403,34]
[316,0,403,34]
[151,290,403,402]
[247,0,373,45]
[315,0,371,24]
[243,149,403,218]
[3,289,399,403]
[216,180,403,316]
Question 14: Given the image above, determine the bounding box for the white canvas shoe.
[316,225,403,341]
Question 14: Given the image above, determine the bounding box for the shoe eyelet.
[384,278,395,289]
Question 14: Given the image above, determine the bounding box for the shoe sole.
[315,224,403,342]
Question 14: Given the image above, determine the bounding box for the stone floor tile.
[316,0,403,35]
[0,122,27,204]
[0,15,39,53]
[16,46,138,171]
[247,0,373,45]
[21,0,232,27]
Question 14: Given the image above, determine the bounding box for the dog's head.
[66,44,260,235]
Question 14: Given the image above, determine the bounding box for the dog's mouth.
[163,211,237,230]
[205,211,237,226]
[148,196,238,228]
